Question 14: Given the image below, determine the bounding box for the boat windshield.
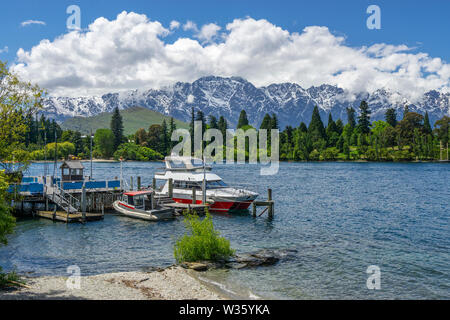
[206,180,227,189]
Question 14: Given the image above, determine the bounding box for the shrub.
[174,211,234,263]
[113,143,163,161]
[0,267,24,289]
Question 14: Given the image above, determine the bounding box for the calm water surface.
[0,161,449,299]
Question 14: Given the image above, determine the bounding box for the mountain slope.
[45,76,450,129]
[60,106,188,135]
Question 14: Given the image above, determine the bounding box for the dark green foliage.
[298,122,308,133]
[270,113,278,129]
[308,106,326,141]
[346,107,356,128]
[174,212,234,263]
[423,111,432,135]
[385,108,397,127]
[357,101,371,134]
[260,114,272,130]
[110,107,124,151]
[209,115,218,129]
[237,110,249,129]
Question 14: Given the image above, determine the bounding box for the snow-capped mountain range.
[43,76,450,128]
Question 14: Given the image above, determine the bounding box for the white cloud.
[11,12,450,101]
[183,20,198,32]
[196,23,221,43]
[170,20,180,30]
[187,94,195,104]
[21,20,46,27]
[0,46,8,54]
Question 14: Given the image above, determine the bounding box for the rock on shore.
[0,266,223,300]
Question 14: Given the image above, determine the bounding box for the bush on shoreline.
[174,211,234,263]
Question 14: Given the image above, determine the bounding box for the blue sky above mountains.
[1,0,449,100]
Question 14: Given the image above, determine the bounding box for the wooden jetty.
[11,160,122,223]
[35,211,104,223]
[252,189,274,219]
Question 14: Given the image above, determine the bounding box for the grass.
[0,267,25,289]
[61,106,189,135]
[174,211,235,263]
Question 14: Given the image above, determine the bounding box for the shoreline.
[0,266,227,300]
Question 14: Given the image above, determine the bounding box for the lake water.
[0,161,449,299]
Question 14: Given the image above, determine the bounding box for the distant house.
[60,160,84,182]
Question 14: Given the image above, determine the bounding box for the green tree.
[270,113,279,129]
[218,116,227,145]
[346,107,356,128]
[335,119,344,135]
[168,117,177,151]
[161,119,169,155]
[189,107,195,154]
[260,114,272,130]
[209,115,218,129]
[298,122,308,133]
[0,60,44,173]
[147,124,164,154]
[357,101,371,134]
[237,110,249,129]
[308,106,326,142]
[94,129,115,158]
[0,171,15,245]
[385,108,397,127]
[110,107,124,151]
[423,111,432,135]
[434,116,450,146]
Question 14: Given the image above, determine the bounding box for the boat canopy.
[124,190,153,197]
[155,171,222,182]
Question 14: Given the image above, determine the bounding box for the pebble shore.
[0,266,224,300]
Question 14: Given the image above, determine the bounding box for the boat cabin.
[60,160,84,182]
[122,190,154,210]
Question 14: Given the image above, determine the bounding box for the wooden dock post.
[192,187,196,204]
[268,188,273,218]
[81,185,87,223]
[130,177,134,191]
[152,177,156,190]
[151,192,155,210]
[252,202,256,217]
[137,176,141,191]
[168,178,173,198]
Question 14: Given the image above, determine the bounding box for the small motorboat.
[154,156,259,212]
[113,190,174,221]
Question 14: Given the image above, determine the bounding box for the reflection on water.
[1,161,449,299]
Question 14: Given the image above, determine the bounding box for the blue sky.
[1,0,449,63]
[1,0,449,98]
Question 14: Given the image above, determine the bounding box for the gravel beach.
[0,266,225,300]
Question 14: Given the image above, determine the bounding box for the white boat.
[113,190,174,221]
[154,156,258,212]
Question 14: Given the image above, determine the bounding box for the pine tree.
[169,117,176,151]
[357,101,371,134]
[298,122,308,133]
[270,113,279,129]
[423,111,432,135]
[189,107,195,154]
[218,116,227,145]
[237,110,249,129]
[260,114,272,130]
[110,107,124,151]
[346,107,356,128]
[161,119,169,155]
[385,108,397,127]
[326,113,337,135]
[308,106,326,141]
[209,115,218,129]
[335,119,344,135]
